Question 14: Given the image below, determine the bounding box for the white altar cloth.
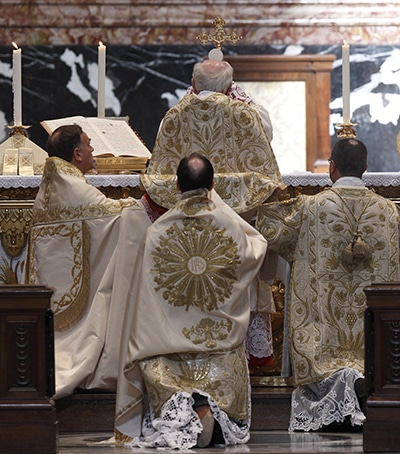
[0,174,141,189]
[282,172,400,187]
[0,172,400,190]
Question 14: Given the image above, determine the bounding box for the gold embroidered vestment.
[256,187,400,386]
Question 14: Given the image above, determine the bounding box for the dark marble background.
[0,44,399,172]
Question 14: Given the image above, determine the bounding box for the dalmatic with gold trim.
[256,181,400,387]
[23,157,151,399]
[114,189,267,448]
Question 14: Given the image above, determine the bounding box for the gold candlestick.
[7,124,30,137]
[335,122,357,138]
[6,124,31,150]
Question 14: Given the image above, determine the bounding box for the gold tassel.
[352,233,372,262]
[340,232,372,271]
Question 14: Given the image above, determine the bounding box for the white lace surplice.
[131,390,251,449]
[246,312,273,359]
[290,368,366,432]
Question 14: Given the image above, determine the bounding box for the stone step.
[56,387,293,433]
[56,392,116,433]
[251,387,292,431]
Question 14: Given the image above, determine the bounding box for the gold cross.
[196,16,242,50]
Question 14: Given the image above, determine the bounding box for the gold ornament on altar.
[335,122,357,138]
[196,16,242,61]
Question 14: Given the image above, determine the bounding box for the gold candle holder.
[335,122,357,138]
[6,125,31,151]
[0,124,47,176]
[7,124,30,137]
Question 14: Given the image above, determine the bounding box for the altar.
[2,171,400,286]
[1,170,399,416]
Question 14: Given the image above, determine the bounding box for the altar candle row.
[11,42,350,125]
[10,42,107,125]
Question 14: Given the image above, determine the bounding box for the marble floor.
[58,431,364,453]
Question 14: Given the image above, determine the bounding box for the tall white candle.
[12,42,22,126]
[342,41,350,124]
[97,41,106,117]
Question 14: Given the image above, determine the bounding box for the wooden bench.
[0,285,57,454]
[364,283,400,452]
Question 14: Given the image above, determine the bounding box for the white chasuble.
[24,157,151,399]
[256,186,400,387]
[113,189,267,448]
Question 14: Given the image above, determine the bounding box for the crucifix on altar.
[196,16,242,61]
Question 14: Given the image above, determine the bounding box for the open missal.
[41,116,151,173]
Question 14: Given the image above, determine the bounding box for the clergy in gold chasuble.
[141,91,283,368]
[141,92,284,214]
[113,189,267,449]
[24,157,151,399]
[256,177,400,431]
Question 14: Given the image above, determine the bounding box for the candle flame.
[343,40,348,46]
[99,41,103,46]
[12,42,19,50]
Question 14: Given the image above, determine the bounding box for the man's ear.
[191,78,197,94]
[72,146,82,163]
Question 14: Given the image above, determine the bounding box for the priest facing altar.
[142,56,285,371]
[105,55,285,448]
[23,124,151,399]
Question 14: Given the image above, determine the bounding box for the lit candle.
[12,42,22,126]
[97,41,106,117]
[342,41,350,124]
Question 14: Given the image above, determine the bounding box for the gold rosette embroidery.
[152,217,241,312]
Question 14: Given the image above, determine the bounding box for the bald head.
[192,59,233,94]
[177,152,214,193]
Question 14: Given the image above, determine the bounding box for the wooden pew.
[0,285,57,454]
[364,283,400,452]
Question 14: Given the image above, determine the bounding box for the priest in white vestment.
[187,60,273,142]
[256,138,400,431]
[23,124,151,399]
[111,153,268,449]
[142,58,284,370]
[142,59,283,214]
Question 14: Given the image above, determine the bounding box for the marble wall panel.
[2,1,400,46]
[0,43,399,173]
